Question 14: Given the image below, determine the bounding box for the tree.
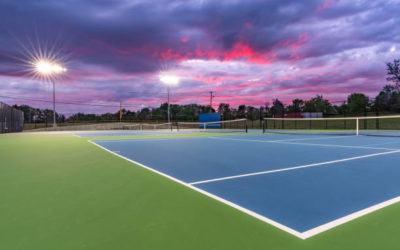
[303,95,333,115]
[13,105,65,123]
[218,103,232,120]
[200,105,215,114]
[270,99,284,116]
[170,104,182,120]
[237,105,247,118]
[287,99,304,113]
[347,93,369,114]
[386,59,400,89]
[375,85,400,112]
[246,106,259,121]
[137,107,151,120]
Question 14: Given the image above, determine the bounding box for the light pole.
[35,61,66,128]
[52,79,56,127]
[167,85,170,123]
[160,75,179,123]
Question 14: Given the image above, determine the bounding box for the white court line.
[207,136,397,151]
[270,141,398,151]
[301,196,400,239]
[189,150,400,185]
[89,140,400,239]
[266,135,357,142]
[88,140,304,239]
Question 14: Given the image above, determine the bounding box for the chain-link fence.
[0,102,24,133]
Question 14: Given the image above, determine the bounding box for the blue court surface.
[91,133,400,239]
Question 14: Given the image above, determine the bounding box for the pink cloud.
[160,48,187,61]
[316,0,340,12]
[156,42,275,64]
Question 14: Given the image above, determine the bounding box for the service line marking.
[189,150,400,185]
[207,136,398,151]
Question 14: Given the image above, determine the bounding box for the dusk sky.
[0,0,399,115]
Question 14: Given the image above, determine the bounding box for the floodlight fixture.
[160,75,180,86]
[35,60,53,75]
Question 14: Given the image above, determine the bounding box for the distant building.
[274,112,323,118]
[302,112,323,118]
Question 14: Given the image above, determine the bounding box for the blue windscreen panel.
[199,112,221,129]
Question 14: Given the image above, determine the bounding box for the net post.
[356,118,359,136]
[375,105,380,129]
[262,119,265,133]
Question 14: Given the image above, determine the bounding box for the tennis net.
[141,123,173,131]
[121,123,141,130]
[263,115,400,137]
[177,119,248,133]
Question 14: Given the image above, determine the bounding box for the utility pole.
[120,102,122,122]
[209,91,215,109]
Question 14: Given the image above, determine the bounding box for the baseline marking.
[189,150,400,185]
[301,196,400,238]
[207,136,397,151]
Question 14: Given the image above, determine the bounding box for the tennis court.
[89,132,400,239]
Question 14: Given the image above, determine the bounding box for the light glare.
[52,64,67,73]
[36,61,53,74]
[160,75,180,86]
[34,60,67,76]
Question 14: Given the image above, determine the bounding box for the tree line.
[14,58,400,123]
